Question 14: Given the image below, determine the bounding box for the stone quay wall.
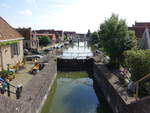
[93,63,150,113]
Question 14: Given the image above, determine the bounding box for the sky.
[1,0,150,33]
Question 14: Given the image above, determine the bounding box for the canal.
[41,41,113,113]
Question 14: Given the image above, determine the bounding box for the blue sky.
[1,0,150,33]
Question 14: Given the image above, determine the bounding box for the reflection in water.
[60,42,93,59]
[41,72,113,113]
[93,80,113,113]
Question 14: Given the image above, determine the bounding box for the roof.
[0,17,23,41]
[64,31,76,34]
[135,22,150,27]
[35,29,55,34]
[129,22,150,39]
[34,33,55,36]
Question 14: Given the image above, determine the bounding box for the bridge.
[57,58,94,75]
[72,37,88,42]
[57,52,93,59]
[56,40,94,73]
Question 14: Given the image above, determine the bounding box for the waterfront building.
[129,22,150,49]
[16,27,39,51]
[0,17,24,70]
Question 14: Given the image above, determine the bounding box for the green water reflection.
[41,72,112,113]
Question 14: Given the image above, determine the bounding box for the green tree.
[90,32,99,45]
[99,14,137,68]
[39,36,51,46]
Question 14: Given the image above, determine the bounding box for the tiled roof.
[64,31,76,34]
[35,30,55,34]
[0,17,23,41]
[135,22,150,27]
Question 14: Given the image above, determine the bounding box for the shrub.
[123,50,150,96]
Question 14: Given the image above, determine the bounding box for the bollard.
[16,84,23,99]
[7,83,10,96]
[16,87,20,99]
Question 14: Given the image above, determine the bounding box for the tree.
[99,14,137,68]
[39,36,51,46]
[90,32,99,45]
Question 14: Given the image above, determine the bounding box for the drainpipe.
[0,46,4,70]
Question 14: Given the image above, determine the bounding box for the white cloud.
[19,9,32,16]
[13,0,150,33]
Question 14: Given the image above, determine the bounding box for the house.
[129,22,150,49]
[16,28,39,51]
[64,31,76,40]
[55,30,64,42]
[129,22,150,39]
[34,30,57,44]
[0,17,24,70]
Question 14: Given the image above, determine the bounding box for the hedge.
[123,50,150,97]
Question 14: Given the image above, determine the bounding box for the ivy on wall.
[0,40,19,46]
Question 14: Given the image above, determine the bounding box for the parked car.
[24,49,29,55]
[64,42,69,45]
[25,55,44,61]
[44,48,53,52]
[32,50,45,55]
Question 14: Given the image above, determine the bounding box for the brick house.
[129,22,150,49]
[16,28,39,51]
[0,17,24,70]
[34,30,58,44]
[129,22,150,39]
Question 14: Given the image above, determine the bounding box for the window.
[11,43,20,57]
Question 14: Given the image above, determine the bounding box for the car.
[25,55,44,61]
[64,42,69,45]
[24,49,29,55]
[44,48,53,52]
[32,50,45,55]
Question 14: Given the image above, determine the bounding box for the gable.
[0,17,23,41]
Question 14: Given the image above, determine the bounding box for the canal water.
[41,41,113,113]
[41,72,113,113]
